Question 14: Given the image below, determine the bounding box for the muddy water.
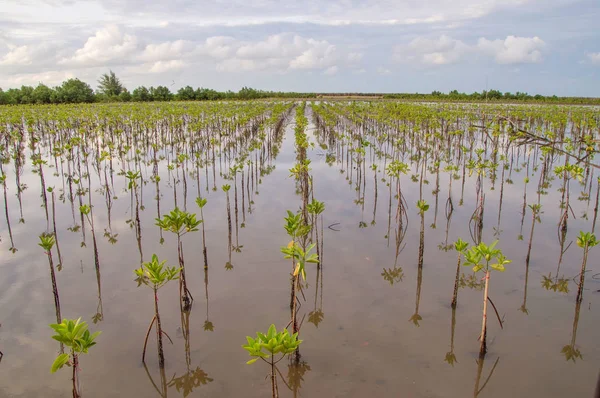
[0,111,599,398]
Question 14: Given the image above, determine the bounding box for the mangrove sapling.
[243,324,303,398]
[155,207,201,308]
[134,254,181,368]
[575,231,598,304]
[409,200,428,326]
[195,197,209,269]
[451,238,469,309]
[521,203,542,314]
[222,184,233,268]
[0,172,17,253]
[281,210,316,361]
[50,318,101,398]
[306,199,325,264]
[47,187,63,270]
[39,233,62,334]
[463,241,511,358]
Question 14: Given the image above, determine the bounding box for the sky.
[1,0,599,96]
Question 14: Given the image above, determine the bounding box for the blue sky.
[1,0,599,96]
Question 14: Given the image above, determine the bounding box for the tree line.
[1,71,598,105]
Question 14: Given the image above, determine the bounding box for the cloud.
[395,35,470,65]
[138,40,192,62]
[394,35,546,66]
[585,52,600,65]
[477,36,545,64]
[0,70,75,87]
[60,25,138,66]
[213,34,339,73]
[377,67,391,75]
[0,45,36,66]
[323,66,338,75]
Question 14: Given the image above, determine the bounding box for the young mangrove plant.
[222,184,233,269]
[575,231,598,304]
[39,233,62,332]
[195,197,209,269]
[155,207,200,308]
[50,318,101,398]
[451,238,469,309]
[463,241,511,358]
[134,254,181,368]
[281,210,315,355]
[243,324,303,398]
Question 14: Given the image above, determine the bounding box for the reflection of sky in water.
[0,111,598,398]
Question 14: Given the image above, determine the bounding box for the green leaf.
[246,358,258,365]
[490,263,505,272]
[51,353,70,373]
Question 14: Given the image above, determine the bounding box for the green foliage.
[281,241,319,281]
[155,207,201,236]
[125,170,141,189]
[576,231,598,249]
[416,199,429,214]
[49,318,100,373]
[79,204,91,215]
[463,241,511,273]
[39,232,56,251]
[454,238,469,252]
[97,70,124,97]
[307,199,325,215]
[134,254,180,288]
[242,324,302,365]
[195,197,208,208]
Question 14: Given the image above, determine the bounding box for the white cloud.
[585,52,600,65]
[323,66,338,75]
[0,45,35,66]
[197,36,236,59]
[394,35,470,65]
[477,36,545,64]
[377,67,391,75]
[148,60,186,73]
[138,40,192,62]
[211,34,338,73]
[0,70,75,87]
[394,34,546,66]
[60,25,138,66]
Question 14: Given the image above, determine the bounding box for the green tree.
[118,89,132,102]
[150,86,172,101]
[132,86,151,101]
[33,83,54,104]
[177,85,196,101]
[97,70,124,97]
[55,79,95,103]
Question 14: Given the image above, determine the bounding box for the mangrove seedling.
[155,207,200,308]
[195,197,209,269]
[451,238,469,309]
[463,241,511,358]
[134,254,181,368]
[575,231,598,304]
[50,318,100,398]
[39,233,62,331]
[243,324,303,398]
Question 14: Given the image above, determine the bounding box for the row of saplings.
[47,206,598,397]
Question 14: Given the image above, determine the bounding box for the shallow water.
[0,103,599,397]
